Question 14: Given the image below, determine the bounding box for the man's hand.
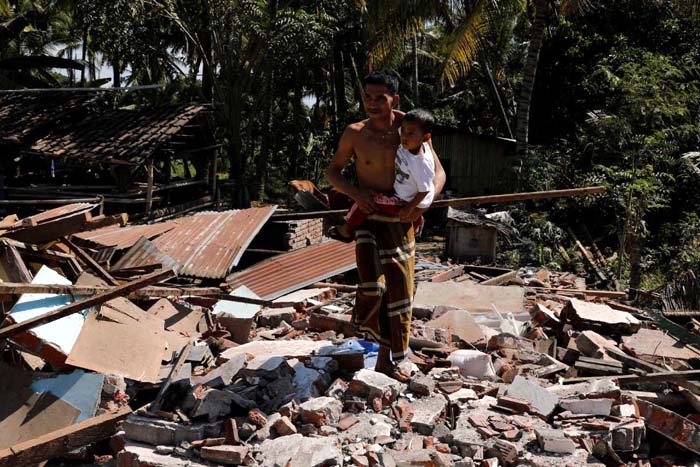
[353,188,379,214]
[399,206,425,222]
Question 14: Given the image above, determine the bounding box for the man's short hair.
[364,71,399,94]
[403,108,435,134]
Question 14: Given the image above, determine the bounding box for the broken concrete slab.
[336,413,393,442]
[241,356,293,381]
[348,369,407,402]
[220,339,333,361]
[611,418,645,452]
[200,445,248,465]
[425,308,485,346]
[575,330,616,358]
[298,396,343,426]
[622,328,700,361]
[559,398,613,416]
[192,353,246,389]
[257,307,295,328]
[122,416,221,446]
[408,394,448,435]
[535,428,577,454]
[414,282,525,314]
[118,441,213,467]
[560,298,640,334]
[505,376,559,418]
[272,287,334,306]
[257,433,342,467]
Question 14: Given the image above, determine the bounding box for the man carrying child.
[325,72,446,379]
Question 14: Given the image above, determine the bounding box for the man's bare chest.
[354,135,399,167]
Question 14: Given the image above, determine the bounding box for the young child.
[328,109,436,242]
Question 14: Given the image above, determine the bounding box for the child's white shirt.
[394,142,435,209]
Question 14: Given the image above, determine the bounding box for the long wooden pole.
[0,269,175,340]
[0,283,220,297]
[271,186,606,220]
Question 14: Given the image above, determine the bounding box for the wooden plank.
[527,287,627,298]
[562,369,700,385]
[0,406,131,467]
[0,244,33,283]
[463,265,514,276]
[63,237,119,286]
[605,346,666,374]
[0,269,175,340]
[430,186,606,208]
[270,187,606,220]
[7,212,127,244]
[430,266,465,283]
[150,342,192,413]
[0,282,221,297]
[481,270,517,286]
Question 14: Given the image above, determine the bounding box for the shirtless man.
[325,72,446,377]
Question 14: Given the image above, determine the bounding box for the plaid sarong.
[352,220,415,362]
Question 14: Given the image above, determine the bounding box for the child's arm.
[399,192,428,221]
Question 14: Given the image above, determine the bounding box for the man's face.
[363,84,397,118]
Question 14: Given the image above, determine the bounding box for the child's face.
[400,121,428,152]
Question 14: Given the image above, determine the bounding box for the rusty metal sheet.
[112,236,181,272]
[226,240,356,300]
[151,206,277,279]
[73,222,176,250]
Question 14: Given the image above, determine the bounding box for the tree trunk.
[256,69,273,202]
[515,0,548,157]
[483,59,513,139]
[80,28,87,85]
[412,33,419,106]
[113,56,121,88]
[199,16,213,101]
[333,38,347,126]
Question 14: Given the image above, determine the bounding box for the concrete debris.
[4,202,700,467]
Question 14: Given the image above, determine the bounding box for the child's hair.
[364,71,399,94]
[403,108,435,134]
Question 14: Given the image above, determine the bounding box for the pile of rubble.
[2,203,700,467]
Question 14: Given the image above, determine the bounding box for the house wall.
[432,131,517,196]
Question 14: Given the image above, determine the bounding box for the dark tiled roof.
[29,104,206,166]
[0,92,101,144]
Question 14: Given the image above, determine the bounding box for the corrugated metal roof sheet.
[151,206,277,279]
[112,236,181,272]
[226,240,356,300]
[73,222,176,250]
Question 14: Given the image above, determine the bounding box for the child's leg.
[344,202,368,231]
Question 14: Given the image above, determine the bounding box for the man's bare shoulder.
[346,119,369,133]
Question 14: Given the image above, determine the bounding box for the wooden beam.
[0,269,176,340]
[150,342,192,413]
[63,237,119,286]
[481,270,517,286]
[0,282,221,297]
[269,187,606,221]
[145,160,154,218]
[526,287,627,298]
[430,266,465,283]
[562,369,700,385]
[430,186,606,208]
[6,212,127,244]
[0,243,32,283]
[0,406,131,467]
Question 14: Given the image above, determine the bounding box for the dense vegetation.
[2,0,699,291]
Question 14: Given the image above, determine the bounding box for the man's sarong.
[353,220,415,362]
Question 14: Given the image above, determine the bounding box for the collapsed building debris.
[2,196,700,467]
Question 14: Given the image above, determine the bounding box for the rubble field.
[1,202,700,467]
